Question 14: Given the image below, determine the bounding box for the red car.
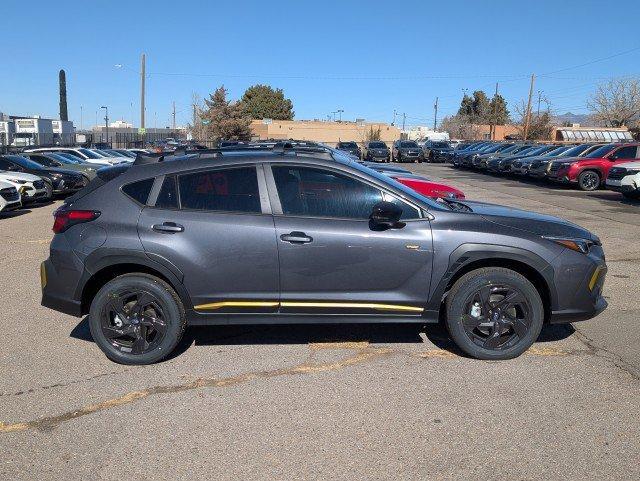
[392,175,465,199]
[548,143,640,191]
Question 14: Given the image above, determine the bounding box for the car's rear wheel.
[89,273,186,365]
[445,267,544,360]
[578,170,601,191]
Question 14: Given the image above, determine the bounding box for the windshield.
[6,154,43,170]
[432,142,449,148]
[46,153,77,164]
[58,153,85,163]
[369,142,386,148]
[78,148,103,159]
[400,141,418,148]
[585,144,616,158]
[558,144,590,157]
[543,146,571,157]
[338,142,357,148]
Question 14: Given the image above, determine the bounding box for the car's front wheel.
[89,273,186,364]
[578,170,601,191]
[445,267,544,360]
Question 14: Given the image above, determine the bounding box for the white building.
[404,126,449,142]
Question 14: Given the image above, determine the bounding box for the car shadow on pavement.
[70,317,575,360]
[0,209,31,219]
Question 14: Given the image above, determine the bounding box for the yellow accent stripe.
[40,262,47,289]
[194,301,279,311]
[588,266,603,291]
[194,300,423,313]
[280,301,424,313]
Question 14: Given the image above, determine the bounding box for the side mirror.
[370,201,403,229]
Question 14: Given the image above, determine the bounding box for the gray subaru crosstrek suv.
[41,148,607,364]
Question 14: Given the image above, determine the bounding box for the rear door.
[137,164,280,314]
[266,163,432,317]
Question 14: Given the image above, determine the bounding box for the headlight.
[543,236,598,254]
[559,162,573,169]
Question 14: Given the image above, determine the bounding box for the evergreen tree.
[201,86,252,141]
[240,84,294,120]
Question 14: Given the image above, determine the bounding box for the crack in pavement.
[0,341,592,435]
[573,327,640,381]
[0,343,394,434]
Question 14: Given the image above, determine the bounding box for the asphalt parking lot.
[1,165,639,481]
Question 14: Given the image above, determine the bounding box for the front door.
[267,164,432,317]
[137,165,280,314]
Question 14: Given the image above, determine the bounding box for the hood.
[611,160,640,169]
[0,179,16,189]
[0,171,43,182]
[45,167,84,177]
[462,200,596,240]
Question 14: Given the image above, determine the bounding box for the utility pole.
[402,113,406,131]
[523,74,535,141]
[491,82,498,140]
[100,106,109,145]
[537,90,542,116]
[337,109,344,122]
[392,110,397,126]
[172,101,176,130]
[140,53,146,130]
[80,105,83,130]
[433,97,439,131]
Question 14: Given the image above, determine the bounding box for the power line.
[541,45,640,75]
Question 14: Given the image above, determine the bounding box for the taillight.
[52,209,100,233]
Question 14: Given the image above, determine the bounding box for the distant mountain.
[551,112,594,126]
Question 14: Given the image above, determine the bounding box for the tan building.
[459,123,632,142]
[250,119,401,145]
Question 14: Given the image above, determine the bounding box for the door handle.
[280,231,313,244]
[152,222,184,233]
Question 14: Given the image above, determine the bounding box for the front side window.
[178,167,261,213]
[610,146,638,160]
[272,166,382,220]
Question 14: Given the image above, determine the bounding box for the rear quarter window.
[122,178,154,204]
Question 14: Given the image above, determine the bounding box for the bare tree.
[513,100,552,141]
[440,115,482,140]
[588,77,640,127]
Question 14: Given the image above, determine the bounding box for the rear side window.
[178,167,260,213]
[155,175,178,209]
[122,178,154,204]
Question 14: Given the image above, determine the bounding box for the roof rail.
[133,152,164,165]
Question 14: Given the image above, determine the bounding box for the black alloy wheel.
[445,267,544,360]
[578,170,601,191]
[102,289,167,355]
[461,284,532,351]
[89,274,186,364]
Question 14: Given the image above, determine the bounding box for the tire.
[445,267,544,360]
[89,273,186,365]
[622,191,640,200]
[577,170,601,191]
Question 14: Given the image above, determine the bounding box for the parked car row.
[0,148,148,215]
[336,140,467,164]
[448,140,640,197]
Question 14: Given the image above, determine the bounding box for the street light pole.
[100,106,109,145]
[337,109,344,122]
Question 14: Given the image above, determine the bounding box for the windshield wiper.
[438,197,473,212]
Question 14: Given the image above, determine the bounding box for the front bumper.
[606,178,638,194]
[549,248,608,324]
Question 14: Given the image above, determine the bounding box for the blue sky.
[1,0,639,129]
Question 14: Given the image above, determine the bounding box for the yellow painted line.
[194,300,424,313]
[417,349,457,359]
[526,346,568,357]
[309,341,370,350]
[194,301,279,311]
[280,301,424,313]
